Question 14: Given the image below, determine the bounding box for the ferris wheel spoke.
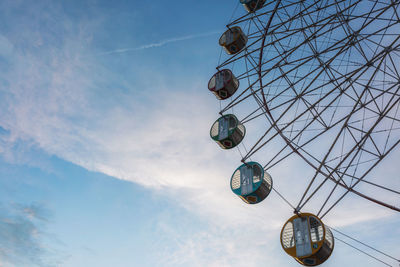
[359,24,400,56]
[300,84,400,214]
[255,10,355,74]
[329,168,400,195]
[254,0,361,75]
[269,7,337,129]
[331,232,395,267]
[294,86,381,210]
[336,3,397,65]
[356,10,398,69]
[387,53,400,79]
[391,1,400,22]
[383,102,400,153]
[220,46,317,115]
[220,9,364,113]
[263,77,400,177]
[250,11,269,34]
[295,76,393,149]
[331,135,400,212]
[310,93,398,209]
[298,153,400,218]
[319,142,400,219]
[316,138,374,216]
[240,104,265,124]
[346,126,383,157]
[264,57,377,144]
[258,14,377,95]
[244,51,260,71]
[246,67,370,162]
[315,36,399,149]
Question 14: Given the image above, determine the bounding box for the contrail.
[99,30,220,55]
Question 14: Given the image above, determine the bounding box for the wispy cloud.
[98,30,219,55]
[0,203,52,266]
[0,34,13,58]
[157,224,282,267]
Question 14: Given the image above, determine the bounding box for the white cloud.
[0,34,13,58]
[0,4,398,266]
[0,203,52,266]
[158,226,283,267]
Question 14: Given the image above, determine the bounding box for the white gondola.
[208,69,239,100]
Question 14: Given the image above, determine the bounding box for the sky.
[0,0,399,266]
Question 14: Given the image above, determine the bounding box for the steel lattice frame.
[217,0,400,217]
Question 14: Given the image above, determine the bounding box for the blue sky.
[0,0,399,266]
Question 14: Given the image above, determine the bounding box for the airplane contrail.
[99,30,220,55]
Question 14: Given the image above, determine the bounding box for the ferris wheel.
[208,0,400,266]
